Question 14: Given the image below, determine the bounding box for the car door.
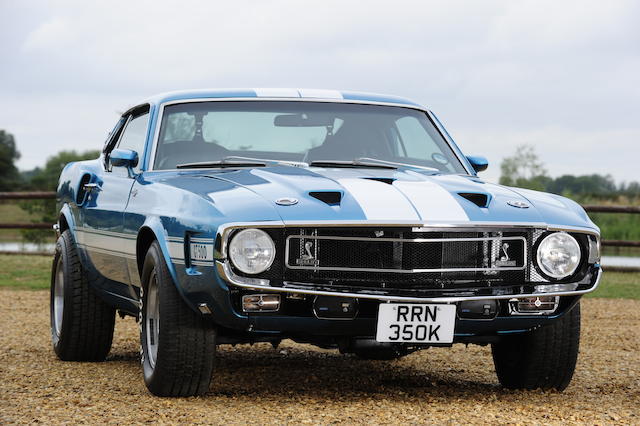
[80,106,150,286]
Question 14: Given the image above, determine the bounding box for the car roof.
[137,88,424,109]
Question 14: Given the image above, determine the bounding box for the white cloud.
[0,0,638,184]
[22,16,74,51]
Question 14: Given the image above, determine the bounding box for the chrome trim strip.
[217,260,602,303]
[285,234,527,244]
[79,244,137,260]
[191,260,214,267]
[214,220,600,260]
[284,234,527,273]
[76,226,137,239]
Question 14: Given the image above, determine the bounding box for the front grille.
[222,225,601,297]
[247,227,533,290]
[285,230,527,273]
[226,226,568,293]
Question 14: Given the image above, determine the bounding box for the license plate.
[376,303,456,343]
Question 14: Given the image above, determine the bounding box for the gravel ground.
[1,290,638,425]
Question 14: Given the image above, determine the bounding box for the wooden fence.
[1,192,640,248]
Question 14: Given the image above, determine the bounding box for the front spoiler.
[216,260,602,303]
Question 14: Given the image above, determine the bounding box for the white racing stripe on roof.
[254,88,301,98]
[337,178,419,220]
[297,89,343,99]
[393,180,469,222]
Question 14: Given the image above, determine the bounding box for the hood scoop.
[458,192,491,208]
[309,191,342,206]
[362,177,395,185]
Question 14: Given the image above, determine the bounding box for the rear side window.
[117,112,150,172]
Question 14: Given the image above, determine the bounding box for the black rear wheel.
[491,302,581,391]
[140,241,217,397]
[50,230,115,361]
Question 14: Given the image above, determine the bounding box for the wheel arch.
[58,204,76,240]
[135,219,179,290]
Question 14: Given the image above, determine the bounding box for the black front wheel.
[491,302,581,391]
[140,241,217,397]
[50,230,115,361]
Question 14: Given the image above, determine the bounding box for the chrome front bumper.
[216,260,602,304]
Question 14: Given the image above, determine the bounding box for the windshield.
[153,101,467,173]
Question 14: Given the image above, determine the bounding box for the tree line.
[3,130,637,199]
[1,130,99,243]
[0,130,99,191]
[499,145,639,201]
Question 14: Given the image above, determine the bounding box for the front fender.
[138,216,179,286]
[133,216,249,328]
[58,203,77,241]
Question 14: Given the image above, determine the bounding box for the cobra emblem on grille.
[296,240,319,266]
[495,242,517,267]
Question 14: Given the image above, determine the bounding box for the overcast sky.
[1,0,638,184]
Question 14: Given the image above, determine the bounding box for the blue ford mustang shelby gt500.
[51,88,601,396]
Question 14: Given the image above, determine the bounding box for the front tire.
[50,230,115,361]
[491,302,581,391]
[140,241,217,397]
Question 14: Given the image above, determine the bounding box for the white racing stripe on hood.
[393,180,469,222]
[337,178,419,220]
[254,88,300,98]
[297,89,343,99]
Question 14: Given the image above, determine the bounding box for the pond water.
[0,242,55,253]
[601,256,640,269]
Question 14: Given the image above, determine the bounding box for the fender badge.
[276,197,298,206]
[507,200,530,209]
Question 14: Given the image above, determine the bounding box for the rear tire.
[491,302,581,391]
[50,230,115,361]
[140,241,217,397]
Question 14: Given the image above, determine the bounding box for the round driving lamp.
[536,232,581,279]
[228,229,276,274]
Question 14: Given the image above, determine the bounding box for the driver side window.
[116,112,150,173]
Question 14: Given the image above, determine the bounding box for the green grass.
[0,201,36,222]
[586,271,640,300]
[591,212,640,244]
[0,201,51,243]
[0,254,638,299]
[0,254,52,290]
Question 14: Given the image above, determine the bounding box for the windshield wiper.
[223,156,309,168]
[309,160,398,169]
[356,157,439,172]
[177,156,309,169]
[176,159,267,169]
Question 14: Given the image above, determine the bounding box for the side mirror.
[109,149,139,177]
[110,148,138,169]
[466,155,488,173]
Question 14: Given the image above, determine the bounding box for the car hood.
[184,166,596,230]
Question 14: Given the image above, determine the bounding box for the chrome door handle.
[83,182,101,192]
